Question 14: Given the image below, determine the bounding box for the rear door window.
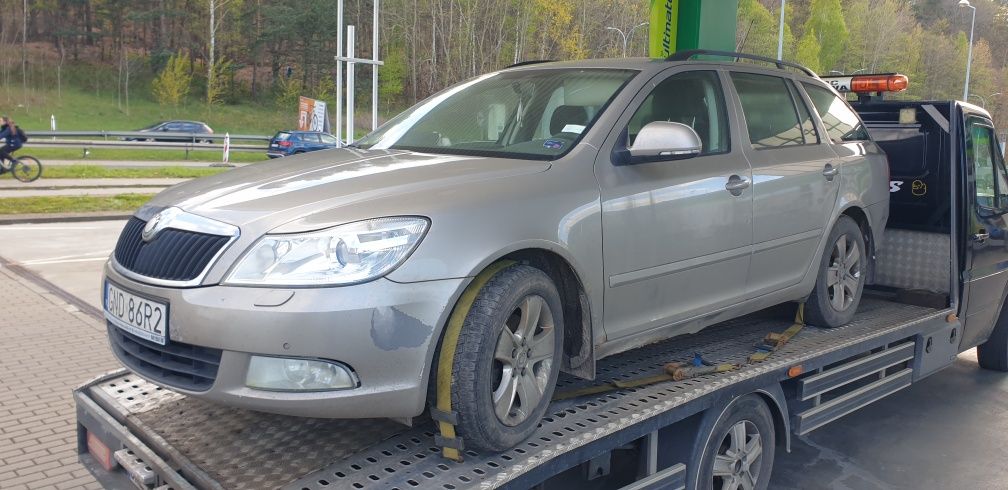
[730,72,810,149]
[803,83,870,142]
[301,133,322,144]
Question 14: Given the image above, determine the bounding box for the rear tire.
[12,156,42,182]
[689,394,776,490]
[451,264,564,452]
[806,216,866,328]
[978,300,1008,371]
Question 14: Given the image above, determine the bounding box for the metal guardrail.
[29,130,271,142]
[24,131,271,159]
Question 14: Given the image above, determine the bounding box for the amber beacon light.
[822,74,909,94]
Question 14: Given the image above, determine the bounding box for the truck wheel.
[806,216,866,328]
[977,301,1008,371]
[690,394,776,490]
[451,264,564,452]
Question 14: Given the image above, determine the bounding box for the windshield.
[356,68,637,160]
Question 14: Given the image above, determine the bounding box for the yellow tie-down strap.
[749,303,805,363]
[432,260,514,462]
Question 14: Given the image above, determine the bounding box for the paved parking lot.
[1,220,1007,489]
[0,221,125,311]
[0,265,112,489]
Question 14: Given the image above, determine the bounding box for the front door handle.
[725,175,751,196]
[974,230,990,243]
[823,163,839,181]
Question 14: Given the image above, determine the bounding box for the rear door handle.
[725,175,751,196]
[823,163,839,181]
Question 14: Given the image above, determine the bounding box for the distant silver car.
[103,56,889,451]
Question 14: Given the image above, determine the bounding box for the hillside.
[0,0,1004,133]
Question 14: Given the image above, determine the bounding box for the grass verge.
[0,165,230,179]
[0,194,153,214]
[23,147,268,163]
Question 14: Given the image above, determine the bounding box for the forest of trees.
[0,0,1004,127]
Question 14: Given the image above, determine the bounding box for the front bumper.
[103,261,464,419]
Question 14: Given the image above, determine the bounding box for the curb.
[0,255,104,321]
[0,212,132,224]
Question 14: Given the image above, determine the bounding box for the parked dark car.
[267,130,341,158]
[130,120,214,142]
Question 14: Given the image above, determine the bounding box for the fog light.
[246,356,357,391]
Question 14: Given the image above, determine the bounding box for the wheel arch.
[496,247,596,380]
[754,384,791,453]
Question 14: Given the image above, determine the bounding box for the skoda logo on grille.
[142,207,183,242]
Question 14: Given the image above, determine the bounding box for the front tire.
[806,216,867,328]
[978,300,1008,371]
[691,394,776,490]
[451,264,563,452]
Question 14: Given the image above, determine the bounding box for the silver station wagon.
[103,54,889,451]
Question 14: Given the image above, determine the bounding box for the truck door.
[961,115,1008,349]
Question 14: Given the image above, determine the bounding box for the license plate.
[104,281,168,345]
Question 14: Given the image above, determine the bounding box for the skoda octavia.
[104,56,889,451]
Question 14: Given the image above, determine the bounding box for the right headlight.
[225,216,429,286]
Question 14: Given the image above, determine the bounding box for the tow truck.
[74,65,1008,489]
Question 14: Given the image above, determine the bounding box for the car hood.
[145,148,550,231]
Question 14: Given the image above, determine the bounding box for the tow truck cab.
[850,89,1008,365]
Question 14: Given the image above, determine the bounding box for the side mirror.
[616,121,702,165]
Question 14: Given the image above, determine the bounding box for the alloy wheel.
[826,234,860,312]
[711,420,763,490]
[491,294,555,427]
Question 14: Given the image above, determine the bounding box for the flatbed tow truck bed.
[76,296,956,490]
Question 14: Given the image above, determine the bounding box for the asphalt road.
[0,220,124,309]
[1,219,1006,489]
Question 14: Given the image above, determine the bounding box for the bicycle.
[0,154,42,182]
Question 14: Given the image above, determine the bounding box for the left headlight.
[225,216,429,286]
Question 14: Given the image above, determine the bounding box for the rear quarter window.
[803,83,870,142]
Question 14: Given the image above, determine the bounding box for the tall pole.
[372,0,379,131]
[346,25,356,144]
[777,0,786,60]
[336,0,343,145]
[962,1,976,102]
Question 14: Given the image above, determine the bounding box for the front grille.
[114,217,231,282]
[108,324,223,392]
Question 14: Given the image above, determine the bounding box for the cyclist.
[0,116,26,170]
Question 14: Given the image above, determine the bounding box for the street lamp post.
[970,92,1003,108]
[606,22,648,58]
[960,0,976,102]
[777,0,786,60]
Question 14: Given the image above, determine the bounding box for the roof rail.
[667,50,818,78]
[506,60,554,69]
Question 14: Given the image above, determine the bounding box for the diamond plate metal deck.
[89,298,946,490]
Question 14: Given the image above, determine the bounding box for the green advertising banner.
[649,0,678,58]
[649,0,738,58]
